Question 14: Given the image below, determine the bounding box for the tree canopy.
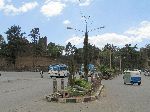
[0,25,150,71]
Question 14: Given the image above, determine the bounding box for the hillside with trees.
[0,25,150,71]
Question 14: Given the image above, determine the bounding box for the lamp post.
[115,55,122,72]
[119,56,122,72]
[109,50,112,70]
[67,14,104,81]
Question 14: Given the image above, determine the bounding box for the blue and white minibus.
[48,64,69,78]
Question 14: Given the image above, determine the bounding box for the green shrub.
[98,65,115,75]
[66,86,86,97]
[65,79,92,97]
[74,79,91,90]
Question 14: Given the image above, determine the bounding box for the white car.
[144,71,150,76]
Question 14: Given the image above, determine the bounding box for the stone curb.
[94,85,104,99]
[46,85,104,103]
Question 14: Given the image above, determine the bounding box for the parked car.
[144,69,150,76]
[134,69,142,74]
[123,70,141,85]
[79,64,96,77]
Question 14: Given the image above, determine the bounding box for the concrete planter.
[46,85,104,103]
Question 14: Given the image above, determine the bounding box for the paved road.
[0,72,68,112]
[0,72,150,112]
[100,73,150,112]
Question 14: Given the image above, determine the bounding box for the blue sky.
[0,0,150,48]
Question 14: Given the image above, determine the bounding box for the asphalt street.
[0,72,150,112]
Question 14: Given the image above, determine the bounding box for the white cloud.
[65,33,142,48]
[65,35,83,46]
[0,0,4,9]
[6,0,12,3]
[41,1,66,17]
[63,20,71,25]
[19,2,38,13]
[63,0,92,6]
[78,0,93,6]
[89,33,142,48]
[1,1,38,15]
[65,21,150,48]
[45,0,93,6]
[125,21,150,39]
[40,0,92,17]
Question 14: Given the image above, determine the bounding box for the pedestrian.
[0,73,1,76]
[40,70,44,78]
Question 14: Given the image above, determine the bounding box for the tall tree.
[88,44,100,64]
[119,44,140,70]
[5,25,26,67]
[65,42,77,86]
[0,34,4,50]
[140,44,150,69]
[29,28,40,68]
[74,48,83,64]
[0,34,6,57]
[47,42,64,58]
[100,44,117,69]
[38,36,47,56]
[29,28,40,45]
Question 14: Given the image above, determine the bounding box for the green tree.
[140,44,150,69]
[88,44,100,64]
[119,44,140,70]
[99,44,117,69]
[47,42,64,58]
[0,34,6,57]
[38,36,47,56]
[28,28,40,68]
[74,48,83,64]
[0,34,4,46]
[5,25,26,68]
[65,42,77,86]
[29,28,40,45]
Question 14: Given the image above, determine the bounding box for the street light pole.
[109,50,112,70]
[67,14,104,81]
[83,22,89,81]
[119,56,122,72]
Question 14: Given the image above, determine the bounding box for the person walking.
[40,70,44,78]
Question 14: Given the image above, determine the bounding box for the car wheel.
[138,82,141,85]
[130,81,134,85]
